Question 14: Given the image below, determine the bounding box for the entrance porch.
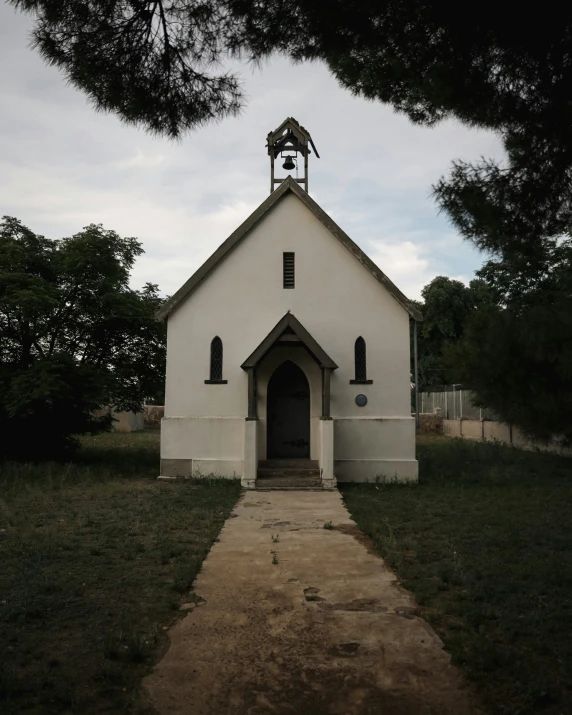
[240,313,337,490]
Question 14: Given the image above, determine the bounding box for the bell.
[282,155,296,170]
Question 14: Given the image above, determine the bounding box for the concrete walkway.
[143,492,480,715]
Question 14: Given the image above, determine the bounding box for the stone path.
[143,491,481,715]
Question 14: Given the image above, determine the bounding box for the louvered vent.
[283,252,295,288]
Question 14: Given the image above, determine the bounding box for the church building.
[157,118,422,488]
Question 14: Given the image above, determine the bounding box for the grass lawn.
[0,431,242,714]
[341,435,572,715]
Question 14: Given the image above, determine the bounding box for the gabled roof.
[266,117,320,158]
[241,312,338,370]
[157,176,423,322]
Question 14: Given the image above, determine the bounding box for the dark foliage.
[412,276,495,389]
[0,217,166,460]
[445,241,572,444]
[12,0,243,137]
[11,1,572,256]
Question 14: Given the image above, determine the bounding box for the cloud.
[367,228,477,300]
[368,239,431,299]
[117,152,168,169]
[0,4,505,303]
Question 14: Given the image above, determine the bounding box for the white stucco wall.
[161,190,417,480]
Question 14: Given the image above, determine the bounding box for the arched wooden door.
[267,361,310,459]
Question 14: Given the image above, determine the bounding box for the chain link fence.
[420,387,497,421]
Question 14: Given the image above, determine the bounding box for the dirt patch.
[303,586,321,596]
[317,597,389,613]
[332,522,378,555]
[329,641,361,657]
[235,665,446,715]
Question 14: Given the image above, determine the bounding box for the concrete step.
[256,486,327,491]
[255,459,332,490]
[257,468,320,478]
[256,477,321,487]
[258,459,319,469]
[256,474,322,487]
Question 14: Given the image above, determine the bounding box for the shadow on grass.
[0,432,161,495]
[341,436,572,715]
[0,431,242,714]
[415,433,572,485]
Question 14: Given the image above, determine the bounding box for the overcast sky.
[1,2,505,300]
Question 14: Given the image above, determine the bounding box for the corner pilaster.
[319,419,336,489]
[242,418,258,489]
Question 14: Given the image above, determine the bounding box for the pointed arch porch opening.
[240,312,338,488]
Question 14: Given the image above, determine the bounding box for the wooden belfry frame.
[267,117,319,193]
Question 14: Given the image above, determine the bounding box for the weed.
[186,592,205,605]
[103,615,160,664]
[271,534,280,543]
[172,560,200,593]
[0,661,17,699]
[94,661,125,685]
[157,536,180,564]
[271,551,279,565]
[323,521,333,530]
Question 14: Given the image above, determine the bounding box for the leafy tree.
[0,217,166,460]
[413,276,495,389]
[11,1,572,257]
[445,240,572,443]
[10,2,572,439]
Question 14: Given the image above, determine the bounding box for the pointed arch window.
[205,336,228,384]
[350,336,373,384]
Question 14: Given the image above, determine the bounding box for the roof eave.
[241,312,338,370]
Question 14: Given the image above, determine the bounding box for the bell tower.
[266,117,319,194]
